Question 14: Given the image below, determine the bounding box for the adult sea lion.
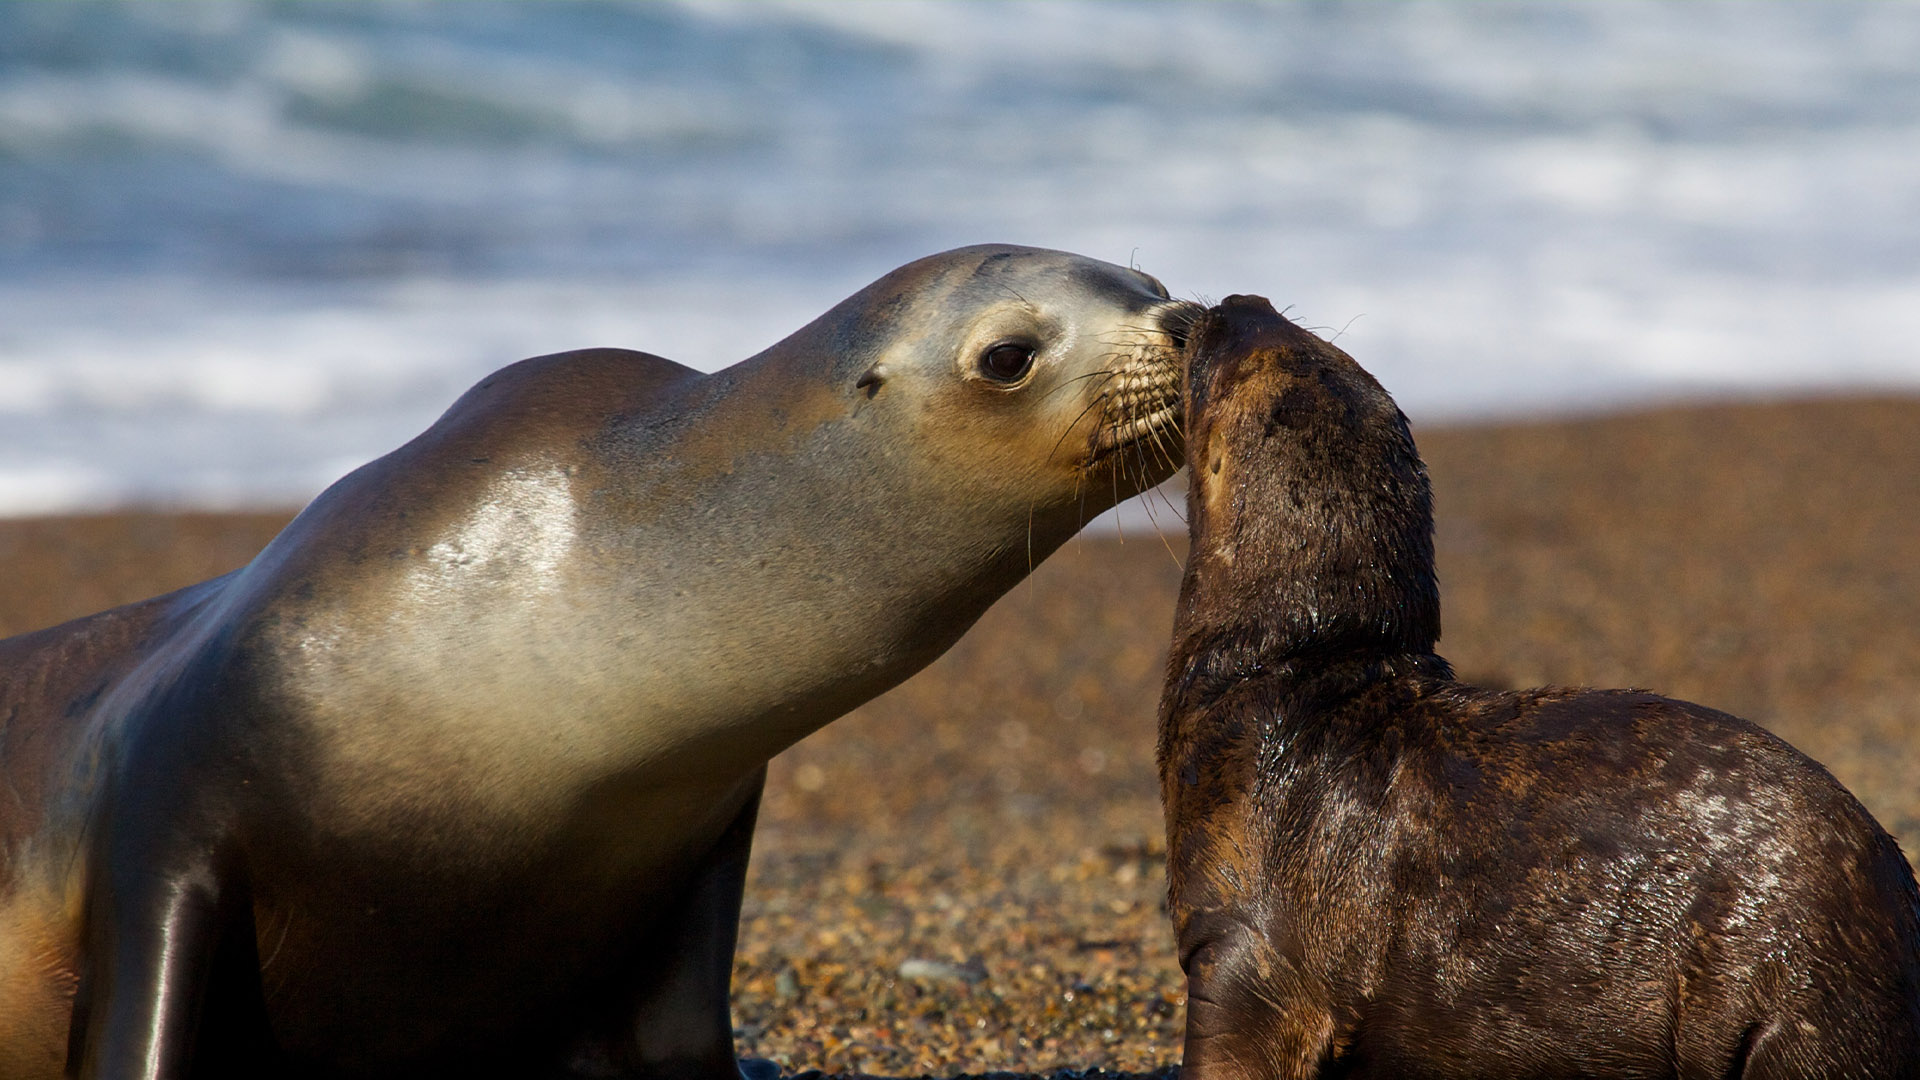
[0,245,1197,1079]
[1158,294,1920,1078]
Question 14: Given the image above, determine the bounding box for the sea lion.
[0,245,1197,1079]
[1158,294,1920,1079]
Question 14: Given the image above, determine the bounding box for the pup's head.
[1176,294,1439,661]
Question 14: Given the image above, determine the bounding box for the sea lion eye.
[980,342,1036,384]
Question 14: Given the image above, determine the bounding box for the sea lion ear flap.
[855,363,886,398]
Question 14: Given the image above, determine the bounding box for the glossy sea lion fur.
[0,245,1197,1079]
[1159,294,1920,1079]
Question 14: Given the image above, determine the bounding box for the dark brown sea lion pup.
[0,245,1197,1080]
[1159,294,1920,1079]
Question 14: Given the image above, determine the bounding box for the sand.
[3,396,1917,1076]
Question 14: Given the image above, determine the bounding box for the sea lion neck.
[1165,295,1446,720]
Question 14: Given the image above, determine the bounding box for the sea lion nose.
[1215,293,1283,329]
[1218,293,1278,313]
[1155,299,1206,351]
[1192,293,1285,360]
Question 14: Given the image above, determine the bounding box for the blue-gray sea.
[2,1,1917,516]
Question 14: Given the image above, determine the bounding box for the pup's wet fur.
[1159,295,1920,1079]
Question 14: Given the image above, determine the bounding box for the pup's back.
[1168,674,1920,1078]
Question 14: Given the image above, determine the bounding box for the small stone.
[897,957,988,984]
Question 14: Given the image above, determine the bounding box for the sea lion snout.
[1184,294,1296,363]
[1074,295,1195,474]
[1152,297,1205,352]
[1185,293,1369,389]
[1205,292,1285,335]
[1183,295,1407,460]
[1182,294,1314,437]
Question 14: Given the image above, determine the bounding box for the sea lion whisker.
[1101,455,1127,542]
[1025,503,1039,576]
[1149,424,1182,475]
[1048,391,1119,468]
[260,911,294,972]
[1039,367,1121,407]
[986,279,1043,317]
[1124,445,1186,565]
[1328,312,1365,345]
[1092,329,1166,350]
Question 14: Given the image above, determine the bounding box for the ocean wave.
[1,1,1918,514]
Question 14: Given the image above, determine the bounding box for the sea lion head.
[1176,293,1439,664]
[779,244,1198,536]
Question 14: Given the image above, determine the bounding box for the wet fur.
[1160,295,1920,1079]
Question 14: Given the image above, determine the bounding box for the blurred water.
[1,1,1917,515]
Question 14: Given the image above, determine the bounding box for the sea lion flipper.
[71,841,273,1078]
[568,771,765,1079]
[1177,916,1331,1080]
